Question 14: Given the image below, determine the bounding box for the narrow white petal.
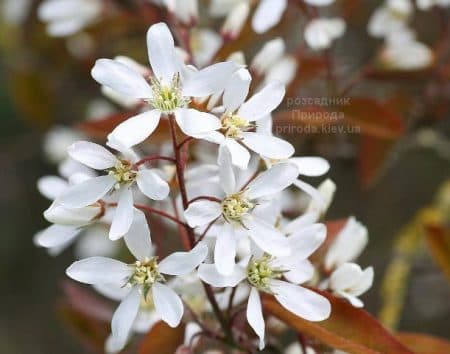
[218,147,236,195]
[175,108,221,136]
[123,209,153,260]
[91,59,152,98]
[66,257,131,285]
[37,176,69,200]
[242,132,294,160]
[336,291,364,308]
[223,69,252,112]
[68,141,117,170]
[288,157,330,177]
[282,211,319,235]
[34,224,80,248]
[223,138,251,170]
[252,0,287,34]
[215,223,237,276]
[246,163,298,199]
[110,287,141,352]
[110,188,134,240]
[271,280,331,321]
[182,61,238,97]
[147,23,178,83]
[238,82,285,121]
[58,175,115,208]
[288,223,327,259]
[159,242,208,276]
[246,217,290,257]
[152,282,184,327]
[136,169,170,200]
[197,264,246,287]
[247,287,265,350]
[107,110,161,149]
[184,201,222,227]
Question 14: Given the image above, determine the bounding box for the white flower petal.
[223,69,252,113]
[218,147,236,195]
[159,242,208,276]
[271,280,331,321]
[175,108,221,136]
[68,141,117,170]
[329,263,362,291]
[289,223,326,259]
[238,82,285,122]
[283,259,315,284]
[152,282,184,327]
[324,217,368,270]
[252,0,287,34]
[197,264,246,287]
[91,59,152,99]
[182,61,238,97]
[66,256,131,285]
[58,175,115,208]
[282,211,319,235]
[107,110,161,149]
[110,286,141,352]
[246,217,290,257]
[337,291,364,308]
[223,138,251,170]
[304,0,335,5]
[44,202,100,226]
[147,22,178,83]
[293,179,325,208]
[242,132,294,160]
[37,176,69,200]
[288,157,330,177]
[184,201,222,227]
[110,188,134,240]
[247,287,265,350]
[215,223,237,276]
[246,163,298,199]
[136,169,170,200]
[123,209,153,260]
[351,266,374,296]
[34,224,80,248]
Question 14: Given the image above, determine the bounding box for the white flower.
[251,0,288,34]
[66,211,208,352]
[285,342,318,354]
[197,72,294,169]
[324,217,368,271]
[251,38,286,75]
[303,0,335,5]
[379,29,434,70]
[189,29,223,67]
[329,263,374,308]
[417,0,450,9]
[164,0,198,25]
[43,125,85,164]
[56,141,170,240]
[38,0,102,37]
[263,56,298,87]
[304,18,346,50]
[185,150,299,275]
[92,22,238,149]
[198,223,331,349]
[221,2,250,40]
[368,0,412,38]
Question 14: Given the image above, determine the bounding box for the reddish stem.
[134,155,176,168]
[133,204,189,228]
[188,195,222,205]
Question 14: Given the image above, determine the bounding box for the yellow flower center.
[221,113,251,138]
[149,73,190,113]
[221,192,254,223]
[247,255,284,293]
[127,257,165,299]
[108,159,137,189]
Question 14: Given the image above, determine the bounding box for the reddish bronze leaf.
[139,321,186,354]
[396,332,450,354]
[262,290,413,354]
[340,97,405,139]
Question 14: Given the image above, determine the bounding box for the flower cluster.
[34,17,376,354]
